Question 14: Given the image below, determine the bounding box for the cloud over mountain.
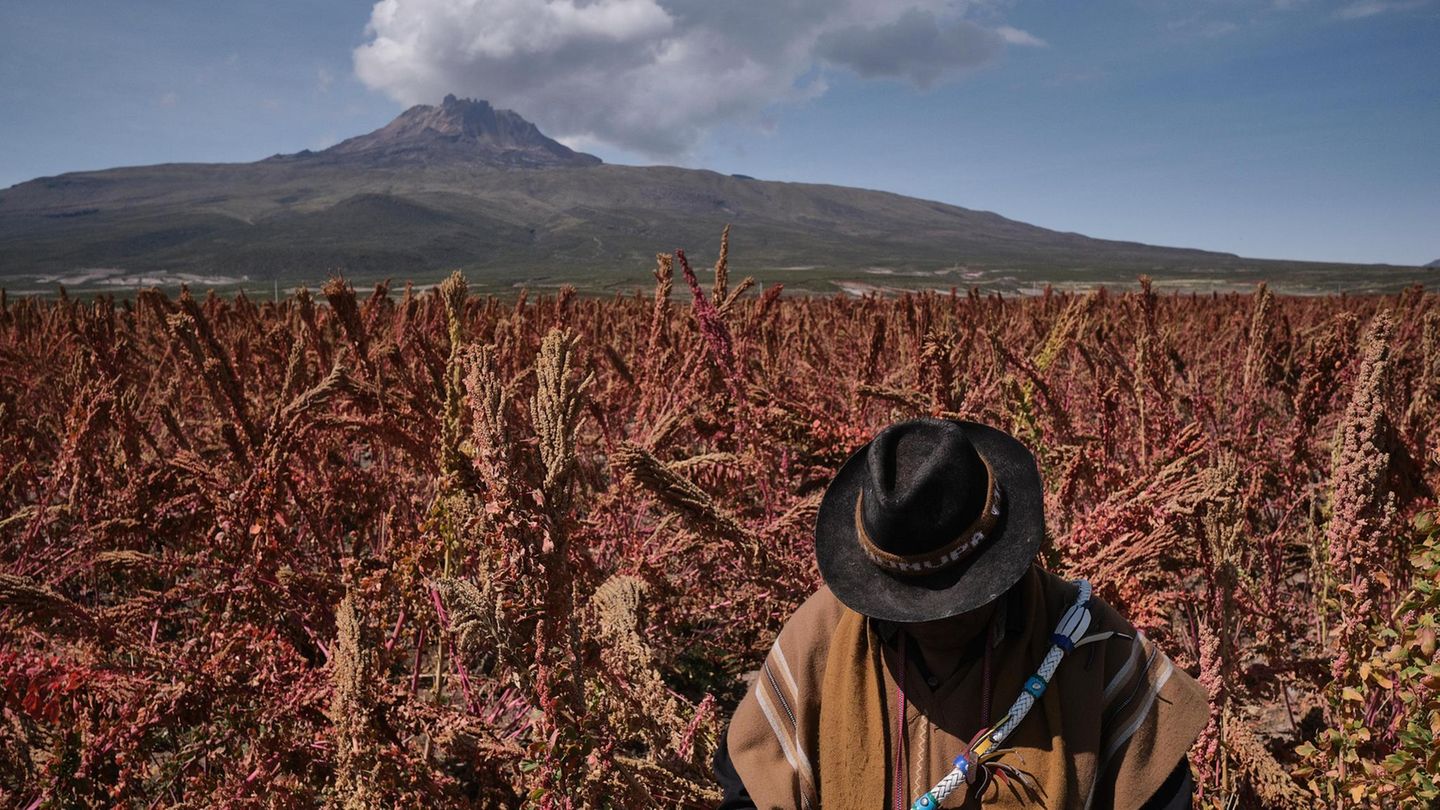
[353,0,1038,157]
[814,9,1004,87]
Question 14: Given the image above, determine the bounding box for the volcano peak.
[316,95,601,168]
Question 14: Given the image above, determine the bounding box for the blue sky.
[1,0,1436,265]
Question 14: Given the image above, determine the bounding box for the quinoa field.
[1,236,1438,808]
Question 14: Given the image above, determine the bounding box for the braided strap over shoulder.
[909,580,1094,809]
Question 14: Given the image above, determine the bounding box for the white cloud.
[995,25,1047,47]
[1336,0,1426,18]
[353,0,1030,157]
[815,9,1005,87]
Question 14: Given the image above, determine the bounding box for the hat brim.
[814,420,1046,623]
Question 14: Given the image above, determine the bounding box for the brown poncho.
[727,566,1209,809]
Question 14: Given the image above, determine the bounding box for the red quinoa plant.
[0,231,1435,807]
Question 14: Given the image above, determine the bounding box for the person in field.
[713,418,1208,809]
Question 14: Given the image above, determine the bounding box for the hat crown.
[861,418,990,558]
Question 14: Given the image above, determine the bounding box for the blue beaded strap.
[953,752,974,780]
[908,580,1094,810]
[1023,674,1048,698]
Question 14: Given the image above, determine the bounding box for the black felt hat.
[814,417,1046,623]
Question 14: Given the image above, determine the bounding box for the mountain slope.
[0,97,1427,293]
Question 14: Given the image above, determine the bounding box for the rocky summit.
[279,95,601,168]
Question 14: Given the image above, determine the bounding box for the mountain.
[1427,259,1440,268]
[0,97,1428,294]
[290,95,600,169]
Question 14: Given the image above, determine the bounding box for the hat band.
[852,455,1003,575]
